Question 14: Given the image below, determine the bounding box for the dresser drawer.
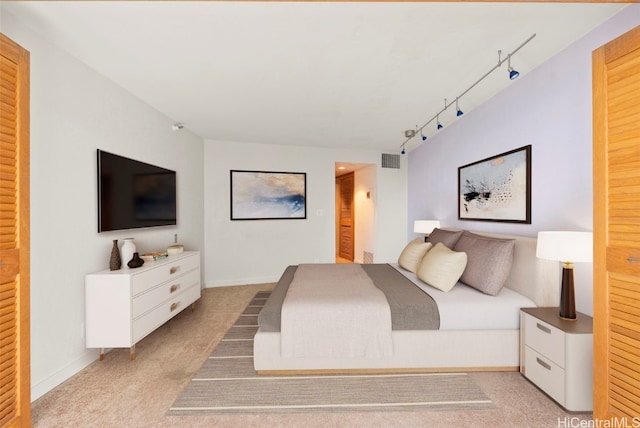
[132,282,201,343]
[132,269,200,318]
[131,254,199,296]
[525,345,565,404]
[524,313,565,367]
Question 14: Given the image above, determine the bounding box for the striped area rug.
[168,291,494,415]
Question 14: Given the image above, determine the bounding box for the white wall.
[354,165,376,263]
[407,6,640,317]
[204,141,406,286]
[1,11,205,400]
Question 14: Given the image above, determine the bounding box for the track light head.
[421,130,427,141]
[507,54,520,80]
[455,99,463,117]
[401,146,406,155]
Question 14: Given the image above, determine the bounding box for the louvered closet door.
[0,33,30,428]
[593,25,640,420]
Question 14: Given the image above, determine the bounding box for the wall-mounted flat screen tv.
[97,150,177,232]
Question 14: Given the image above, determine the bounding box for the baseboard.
[31,349,99,401]
[205,275,280,288]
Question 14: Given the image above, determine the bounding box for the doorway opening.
[335,162,376,264]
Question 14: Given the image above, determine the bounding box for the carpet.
[168,291,494,415]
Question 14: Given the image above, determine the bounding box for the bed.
[253,230,559,373]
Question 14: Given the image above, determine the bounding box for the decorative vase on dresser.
[120,238,136,267]
[127,252,144,268]
[109,239,121,271]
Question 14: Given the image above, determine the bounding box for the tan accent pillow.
[398,238,433,273]
[453,231,515,296]
[427,228,464,249]
[416,242,467,292]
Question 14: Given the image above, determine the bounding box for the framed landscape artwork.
[230,170,307,220]
[458,145,531,223]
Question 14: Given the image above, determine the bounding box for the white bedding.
[391,263,535,330]
[281,264,393,358]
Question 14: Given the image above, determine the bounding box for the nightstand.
[520,307,593,412]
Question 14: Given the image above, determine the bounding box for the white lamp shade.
[414,220,441,234]
[536,231,593,263]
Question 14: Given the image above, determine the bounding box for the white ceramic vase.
[120,238,136,267]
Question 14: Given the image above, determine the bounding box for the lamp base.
[559,265,576,320]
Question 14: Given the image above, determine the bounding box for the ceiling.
[1,2,627,153]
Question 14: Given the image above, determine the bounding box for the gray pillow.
[453,231,515,296]
[427,228,464,249]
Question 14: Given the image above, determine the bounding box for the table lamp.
[536,231,593,320]
[414,220,441,242]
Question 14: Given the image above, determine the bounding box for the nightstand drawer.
[525,345,565,404]
[520,308,593,412]
[524,313,565,367]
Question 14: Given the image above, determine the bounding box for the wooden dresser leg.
[130,345,136,360]
[99,348,105,361]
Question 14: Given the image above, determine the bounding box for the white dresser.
[520,307,593,412]
[86,251,201,360]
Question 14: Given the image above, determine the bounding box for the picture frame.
[230,170,307,220]
[458,145,531,223]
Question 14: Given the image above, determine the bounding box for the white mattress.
[391,263,535,330]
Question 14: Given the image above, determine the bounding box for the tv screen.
[97,150,177,232]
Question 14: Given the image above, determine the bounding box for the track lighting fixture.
[508,54,520,80]
[399,33,536,154]
[401,146,406,155]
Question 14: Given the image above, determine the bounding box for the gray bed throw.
[258,263,440,332]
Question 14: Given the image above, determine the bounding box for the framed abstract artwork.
[458,145,531,223]
[230,170,307,220]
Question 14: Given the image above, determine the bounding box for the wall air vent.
[381,153,400,169]
[363,251,374,264]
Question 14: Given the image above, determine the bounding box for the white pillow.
[398,238,433,273]
[416,242,468,292]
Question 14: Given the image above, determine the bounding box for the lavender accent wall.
[407,5,640,316]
